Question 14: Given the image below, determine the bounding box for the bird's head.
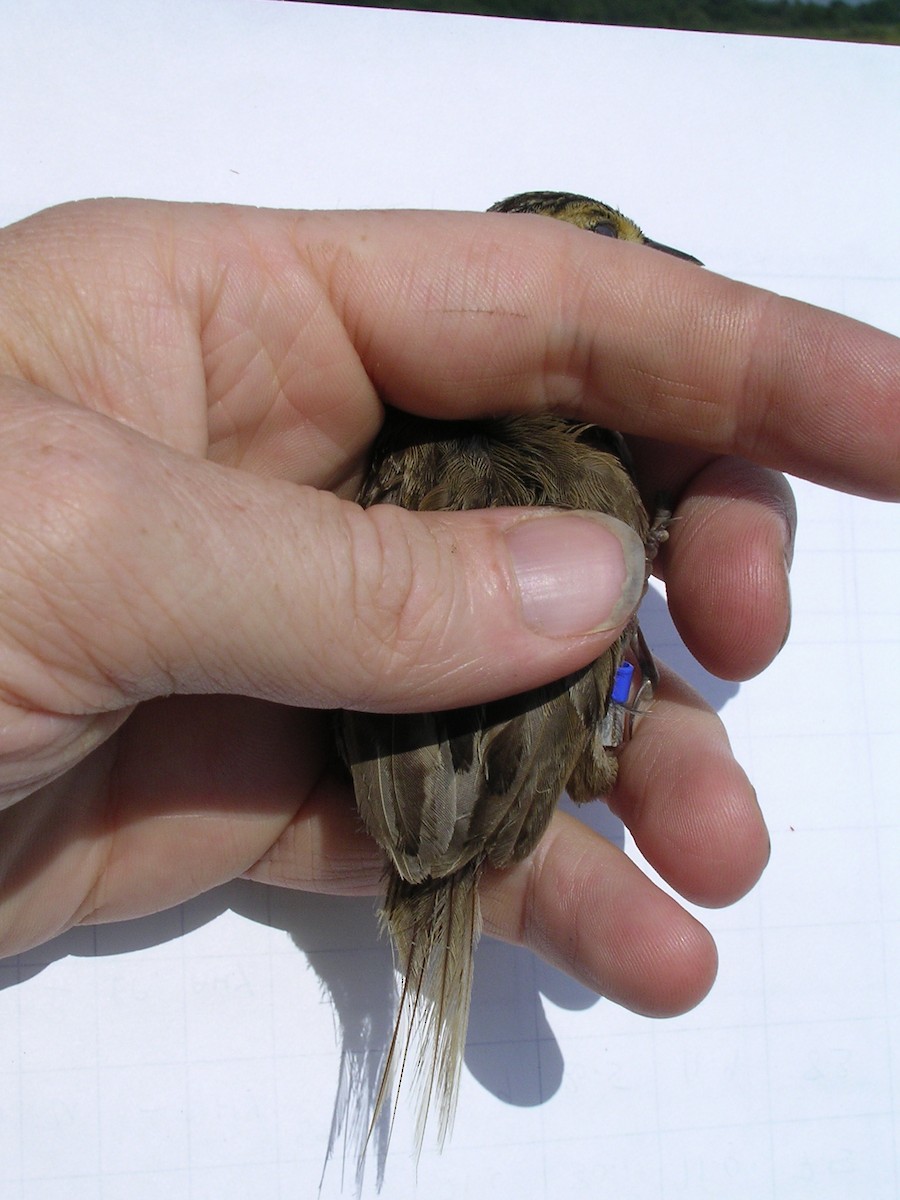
[488,190,701,265]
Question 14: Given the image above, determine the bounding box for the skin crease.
[0,199,897,1024]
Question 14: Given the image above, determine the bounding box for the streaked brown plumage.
[337,191,699,1154]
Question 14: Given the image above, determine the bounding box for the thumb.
[1,388,646,736]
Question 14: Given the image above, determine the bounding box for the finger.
[321,209,899,498]
[0,384,646,737]
[660,457,796,679]
[242,763,382,896]
[479,813,718,1017]
[476,668,765,1016]
[610,667,770,908]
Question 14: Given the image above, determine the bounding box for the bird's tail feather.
[368,861,482,1156]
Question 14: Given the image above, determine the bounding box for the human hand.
[0,199,896,1015]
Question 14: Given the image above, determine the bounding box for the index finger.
[325,208,899,499]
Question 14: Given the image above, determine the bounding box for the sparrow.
[337,191,700,1153]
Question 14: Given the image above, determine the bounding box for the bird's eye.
[587,220,618,237]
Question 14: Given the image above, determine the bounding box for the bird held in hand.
[337,191,700,1154]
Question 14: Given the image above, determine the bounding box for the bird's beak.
[644,238,703,266]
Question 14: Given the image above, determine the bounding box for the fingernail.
[779,577,792,653]
[782,517,796,572]
[505,512,646,637]
[780,518,793,651]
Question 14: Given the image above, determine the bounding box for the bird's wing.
[339,654,620,884]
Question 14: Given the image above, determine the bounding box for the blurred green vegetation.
[316,0,900,43]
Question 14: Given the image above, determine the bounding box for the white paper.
[1,2,898,1197]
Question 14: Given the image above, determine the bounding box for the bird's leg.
[646,494,672,565]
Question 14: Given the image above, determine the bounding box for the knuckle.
[344,503,461,697]
[0,403,145,707]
